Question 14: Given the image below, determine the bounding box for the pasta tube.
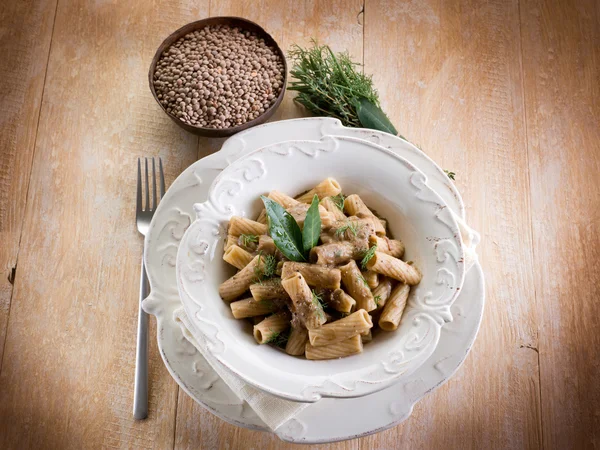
[305,335,363,360]
[285,326,309,356]
[308,309,373,347]
[340,260,377,311]
[369,235,405,258]
[253,311,291,344]
[310,241,356,265]
[287,203,334,228]
[219,254,265,301]
[296,178,342,203]
[321,196,347,221]
[361,330,373,343]
[228,216,268,237]
[362,270,379,289]
[366,252,422,285]
[281,273,326,329]
[256,209,267,224]
[268,190,300,209]
[250,279,290,302]
[223,244,254,270]
[224,234,237,252]
[379,283,410,331]
[280,262,341,290]
[372,277,393,309]
[231,297,279,319]
[330,289,356,313]
[343,194,386,235]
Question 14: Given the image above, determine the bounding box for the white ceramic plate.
[143,118,484,442]
[177,136,465,402]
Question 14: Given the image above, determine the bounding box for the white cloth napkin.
[173,307,309,430]
[174,211,479,431]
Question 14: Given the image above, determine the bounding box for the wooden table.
[1,0,598,448]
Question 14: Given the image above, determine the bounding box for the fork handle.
[133,255,149,419]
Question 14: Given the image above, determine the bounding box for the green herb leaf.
[358,274,369,287]
[311,289,327,321]
[239,233,259,247]
[355,97,398,135]
[360,244,377,269]
[335,221,361,238]
[253,252,277,283]
[261,196,305,262]
[302,194,321,255]
[266,328,290,348]
[331,193,345,211]
[374,295,382,306]
[444,170,456,180]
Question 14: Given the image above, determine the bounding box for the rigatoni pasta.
[285,326,309,356]
[343,194,386,235]
[253,311,292,344]
[231,297,279,319]
[280,262,341,290]
[219,178,420,359]
[340,260,377,312]
[228,216,268,237]
[308,309,372,346]
[281,273,326,330]
[305,335,363,360]
[223,245,254,270]
[379,283,410,331]
[296,177,341,203]
[366,251,422,285]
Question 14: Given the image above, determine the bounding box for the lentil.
[153,25,285,129]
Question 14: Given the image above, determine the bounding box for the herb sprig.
[254,252,277,283]
[331,193,346,211]
[266,329,290,348]
[288,41,397,135]
[335,221,361,238]
[360,244,377,269]
[311,289,327,321]
[444,170,456,180]
[239,233,259,247]
[374,295,382,306]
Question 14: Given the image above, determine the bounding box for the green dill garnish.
[239,233,259,247]
[265,329,290,348]
[331,193,346,211]
[358,274,369,287]
[263,254,277,277]
[444,170,456,181]
[254,252,278,283]
[374,295,382,306]
[335,221,361,238]
[360,244,377,269]
[311,289,327,320]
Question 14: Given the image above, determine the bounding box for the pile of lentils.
[152,25,285,129]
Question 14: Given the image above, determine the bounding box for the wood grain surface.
[0,0,598,449]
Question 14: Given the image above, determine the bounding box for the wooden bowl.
[148,17,287,138]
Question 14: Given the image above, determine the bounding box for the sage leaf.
[260,196,305,262]
[355,97,398,135]
[302,195,321,254]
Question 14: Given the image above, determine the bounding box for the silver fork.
[134,157,165,420]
